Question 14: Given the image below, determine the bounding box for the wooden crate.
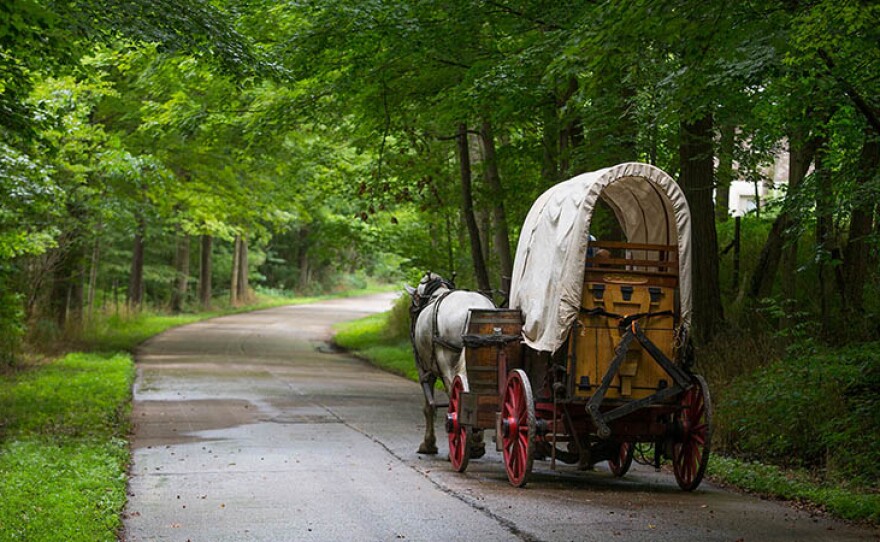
[461,309,523,429]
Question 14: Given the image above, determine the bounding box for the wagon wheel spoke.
[672,375,713,491]
[447,376,470,473]
[501,369,535,488]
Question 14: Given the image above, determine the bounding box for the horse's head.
[405,272,454,310]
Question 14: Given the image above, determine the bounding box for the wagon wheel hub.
[445,412,459,434]
[501,416,518,438]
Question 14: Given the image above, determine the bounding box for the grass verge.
[709,456,880,523]
[77,286,393,353]
[333,312,418,382]
[0,352,134,541]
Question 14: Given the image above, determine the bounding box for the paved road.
[124,293,878,542]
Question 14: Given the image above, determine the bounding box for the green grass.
[334,312,419,382]
[0,352,134,541]
[709,455,880,523]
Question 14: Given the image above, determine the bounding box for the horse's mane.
[410,273,455,314]
[421,274,455,299]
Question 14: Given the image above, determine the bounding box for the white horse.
[405,272,495,455]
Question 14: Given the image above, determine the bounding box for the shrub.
[384,291,413,342]
[717,341,880,487]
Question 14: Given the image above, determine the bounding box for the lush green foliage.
[717,342,880,488]
[0,353,134,541]
[3,0,879,361]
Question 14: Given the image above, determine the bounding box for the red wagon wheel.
[608,442,634,477]
[447,375,470,472]
[672,374,713,491]
[501,369,536,487]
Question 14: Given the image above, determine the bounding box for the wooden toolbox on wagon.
[570,241,678,401]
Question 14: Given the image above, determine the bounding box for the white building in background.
[725,149,791,218]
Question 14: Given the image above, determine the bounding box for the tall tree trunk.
[49,237,82,329]
[87,234,100,319]
[679,114,724,344]
[747,217,785,300]
[49,253,69,329]
[171,233,190,313]
[558,77,580,177]
[780,139,813,307]
[127,216,145,309]
[478,209,491,268]
[814,146,836,335]
[199,234,213,309]
[715,124,735,222]
[457,123,491,292]
[842,127,879,333]
[297,226,311,293]
[230,235,241,306]
[750,133,821,303]
[71,250,85,326]
[236,235,249,304]
[480,120,514,281]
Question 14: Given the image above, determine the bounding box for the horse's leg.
[470,429,486,459]
[418,373,439,455]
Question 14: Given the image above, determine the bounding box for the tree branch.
[484,1,563,31]
[817,49,880,135]
[428,55,471,69]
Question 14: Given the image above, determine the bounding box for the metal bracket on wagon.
[585,320,694,439]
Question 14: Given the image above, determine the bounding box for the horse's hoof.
[418,444,439,455]
[469,445,486,459]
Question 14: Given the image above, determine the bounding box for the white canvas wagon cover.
[510,162,692,353]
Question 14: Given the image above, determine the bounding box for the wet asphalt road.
[124,293,878,542]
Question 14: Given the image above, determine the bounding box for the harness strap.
[431,290,461,353]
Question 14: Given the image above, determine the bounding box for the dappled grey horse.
[405,273,495,456]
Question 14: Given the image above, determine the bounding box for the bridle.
[410,275,455,314]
